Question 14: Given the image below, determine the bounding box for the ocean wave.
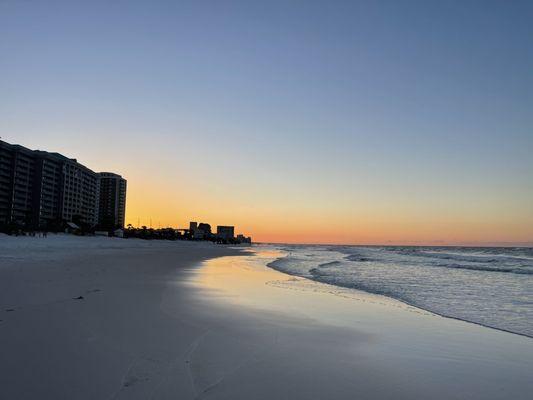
[395,247,533,264]
[335,246,533,275]
[435,263,533,275]
[268,244,533,337]
[344,254,373,262]
[317,261,342,268]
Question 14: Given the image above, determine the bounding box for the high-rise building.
[98,172,127,230]
[0,142,36,227]
[46,151,100,227]
[32,152,63,227]
[0,140,124,231]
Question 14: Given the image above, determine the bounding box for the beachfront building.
[32,152,65,228]
[216,225,235,241]
[189,222,212,240]
[57,155,100,227]
[198,223,211,235]
[0,139,125,232]
[236,234,252,244]
[193,222,212,240]
[0,140,99,228]
[98,172,127,230]
[0,142,36,228]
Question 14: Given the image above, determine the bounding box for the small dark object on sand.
[73,296,84,300]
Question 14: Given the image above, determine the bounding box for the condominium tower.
[0,140,126,231]
[98,172,127,230]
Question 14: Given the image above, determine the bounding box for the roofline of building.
[1,139,97,175]
[98,172,125,179]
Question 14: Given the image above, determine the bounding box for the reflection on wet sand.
[182,245,533,400]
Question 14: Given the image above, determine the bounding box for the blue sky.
[1,0,532,243]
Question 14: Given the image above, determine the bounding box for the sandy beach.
[1,236,532,399]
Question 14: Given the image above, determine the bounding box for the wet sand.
[184,247,533,399]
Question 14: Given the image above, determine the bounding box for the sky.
[1,0,532,245]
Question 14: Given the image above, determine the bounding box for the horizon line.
[256,241,533,248]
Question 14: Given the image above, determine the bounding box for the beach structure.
[65,221,81,234]
[0,139,125,232]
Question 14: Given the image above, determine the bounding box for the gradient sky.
[1,0,532,245]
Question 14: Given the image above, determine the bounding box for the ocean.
[267,245,533,337]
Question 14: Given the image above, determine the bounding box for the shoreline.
[266,255,533,340]
[1,236,532,399]
[267,244,533,339]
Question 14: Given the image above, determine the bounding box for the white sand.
[1,236,532,399]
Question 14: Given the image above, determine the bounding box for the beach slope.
[1,237,532,399]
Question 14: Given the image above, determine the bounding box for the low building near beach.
[65,222,81,235]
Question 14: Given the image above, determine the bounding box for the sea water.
[268,245,533,337]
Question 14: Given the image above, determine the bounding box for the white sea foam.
[268,245,533,337]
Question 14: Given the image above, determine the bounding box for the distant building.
[188,221,202,239]
[191,222,211,240]
[198,223,211,235]
[98,172,127,230]
[216,225,235,241]
[236,234,252,244]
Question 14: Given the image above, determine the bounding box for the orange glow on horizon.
[124,182,533,246]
